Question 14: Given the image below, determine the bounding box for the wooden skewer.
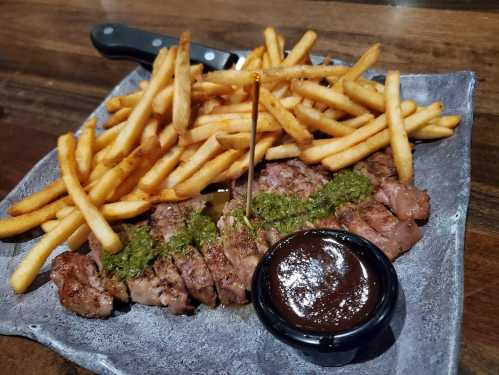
[245,73,261,218]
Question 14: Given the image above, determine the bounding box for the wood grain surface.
[1,1,498,374]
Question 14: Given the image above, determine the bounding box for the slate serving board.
[0,56,476,374]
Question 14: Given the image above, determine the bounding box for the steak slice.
[50,252,113,319]
[337,205,402,261]
[126,267,163,306]
[374,180,430,221]
[354,150,397,187]
[360,199,422,256]
[172,246,217,307]
[199,241,247,305]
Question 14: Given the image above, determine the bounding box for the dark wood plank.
[333,0,499,12]
[1,1,498,374]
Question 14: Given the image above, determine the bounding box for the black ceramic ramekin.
[252,229,398,367]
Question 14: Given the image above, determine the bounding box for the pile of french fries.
[1,27,461,294]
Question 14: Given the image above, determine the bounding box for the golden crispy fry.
[8,178,67,216]
[139,146,184,193]
[340,113,375,129]
[323,108,346,120]
[95,122,126,151]
[227,87,249,105]
[152,85,173,115]
[215,132,280,182]
[321,102,443,171]
[67,223,91,251]
[141,118,159,145]
[205,65,348,86]
[216,132,262,150]
[429,115,462,129]
[89,162,111,182]
[41,220,59,233]
[343,80,385,112]
[104,47,176,166]
[174,149,244,197]
[245,56,262,70]
[271,81,289,99]
[9,144,145,293]
[332,43,381,93]
[195,112,266,126]
[164,135,222,188]
[294,104,355,137]
[172,32,191,135]
[281,30,317,67]
[301,100,416,163]
[158,123,178,151]
[56,205,75,220]
[101,200,152,221]
[277,34,285,61]
[120,90,143,108]
[264,27,281,67]
[106,96,122,112]
[198,98,222,115]
[120,188,151,202]
[385,70,412,183]
[180,115,280,145]
[291,80,369,116]
[156,188,190,202]
[103,107,131,129]
[179,143,201,162]
[139,80,149,90]
[242,46,266,70]
[58,133,122,253]
[152,48,169,77]
[192,82,234,101]
[0,196,71,238]
[410,125,453,140]
[211,96,301,114]
[260,87,312,144]
[75,118,96,183]
[262,52,270,69]
[265,143,301,160]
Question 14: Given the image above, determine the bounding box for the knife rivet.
[103,26,114,35]
[204,51,215,61]
[152,38,162,48]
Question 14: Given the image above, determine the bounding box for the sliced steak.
[172,246,217,307]
[51,252,113,319]
[315,215,342,230]
[337,205,401,261]
[153,255,193,314]
[360,200,422,256]
[354,150,397,187]
[218,199,262,290]
[126,268,163,306]
[375,180,430,221]
[199,241,247,305]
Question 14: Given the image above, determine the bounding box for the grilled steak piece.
[199,241,247,305]
[51,252,113,319]
[337,205,402,260]
[172,246,217,307]
[218,199,262,290]
[126,267,164,306]
[354,150,397,187]
[375,180,430,221]
[360,199,422,257]
[88,232,129,303]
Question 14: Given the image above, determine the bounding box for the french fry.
[0,196,71,238]
[281,30,317,67]
[120,189,150,202]
[179,143,201,162]
[294,104,355,137]
[104,47,176,166]
[271,81,289,99]
[262,52,270,69]
[95,121,126,151]
[59,133,122,253]
[301,100,417,163]
[152,47,169,77]
[56,205,75,220]
[259,87,312,144]
[75,118,96,183]
[385,70,412,183]
[41,220,59,233]
[340,113,375,129]
[103,107,131,129]
[242,46,266,70]
[291,80,369,116]
[152,85,173,115]
[323,108,346,120]
[265,143,301,160]
[139,145,184,193]
[156,188,190,203]
[120,90,143,108]
[141,118,159,145]
[277,34,285,61]
[216,132,261,150]
[172,32,191,135]
[429,115,461,129]
[89,162,111,182]
[245,56,262,70]
[101,200,152,221]
[174,149,244,197]
[264,27,281,67]
[8,178,67,216]
[410,125,453,140]
[139,80,149,90]
[343,80,385,112]
[198,98,222,115]
[67,223,91,251]
[195,112,269,126]
[9,144,146,293]
[332,43,381,93]
[205,65,348,86]
[211,96,301,114]
[227,87,249,105]
[93,145,110,167]
[158,123,178,151]
[164,135,222,188]
[180,115,280,145]
[322,102,442,171]
[106,96,122,112]
[192,82,234,101]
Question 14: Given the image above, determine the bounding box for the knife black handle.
[90,23,238,71]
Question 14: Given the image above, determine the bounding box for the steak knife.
[91,23,243,71]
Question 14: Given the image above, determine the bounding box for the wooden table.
[1,1,498,373]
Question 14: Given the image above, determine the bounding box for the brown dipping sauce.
[268,233,380,333]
